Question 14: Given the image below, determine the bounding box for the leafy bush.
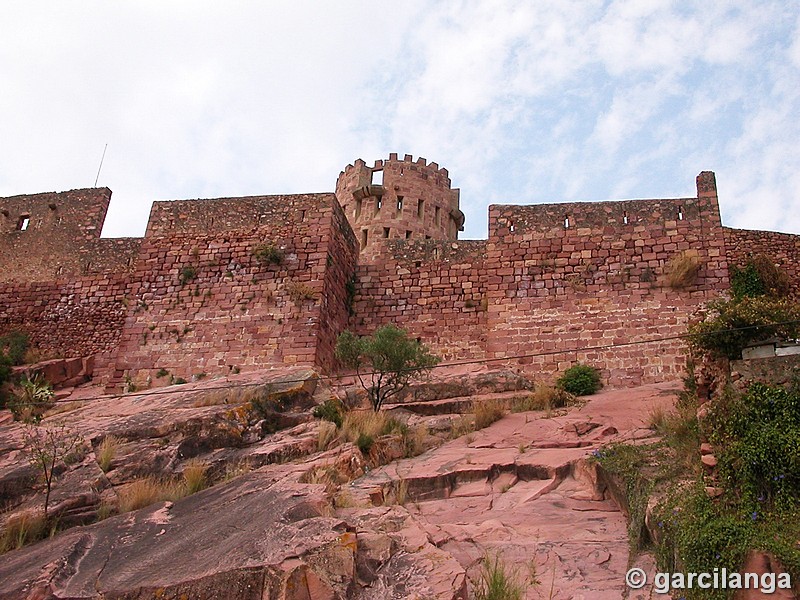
[689,296,800,360]
[355,433,374,454]
[708,383,800,511]
[179,266,197,285]
[9,376,54,423]
[253,243,283,266]
[730,254,791,299]
[312,398,343,428]
[0,330,30,365]
[557,364,601,396]
[0,331,30,408]
[336,325,440,411]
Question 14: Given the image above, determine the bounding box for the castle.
[2,153,799,390]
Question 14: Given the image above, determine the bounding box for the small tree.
[23,421,81,518]
[335,325,440,412]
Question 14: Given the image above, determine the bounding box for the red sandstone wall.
[0,275,130,359]
[0,188,140,282]
[724,227,800,295]
[485,176,729,386]
[351,240,488,362]
[109,193,356,386]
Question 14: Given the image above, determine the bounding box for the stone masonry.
[1,155,798,388]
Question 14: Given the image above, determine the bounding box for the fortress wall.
[484,178,729,387]
[724,227,800,294]
[0,188,140,282]
[109,194,346,385]
[0,274,131,359]
[351,240,488,361]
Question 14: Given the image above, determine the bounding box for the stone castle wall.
[724,227,800,295]
[1,157,798,389]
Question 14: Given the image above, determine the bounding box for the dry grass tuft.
[223,459,252,482]
[474,399,505,430]
[666,250,702,289]
[182,458,209,495]
[512,386,575,413]
[340,410,403,444]
[0,511,49,553]
[317,421,339,452]
[450,415,475,439]
[97,435,120,473]
[117,477,184,513]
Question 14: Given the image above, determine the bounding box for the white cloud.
[0,0,797,240]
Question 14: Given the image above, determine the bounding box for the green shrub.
[253,243,284,266]
[0,331,30,365]
[8,376,54,423]
[730,255,791,299]
[708,383,800,511]
[689,296,800,360]
[312,398,343,428]
[557,364,601,396]
[179,266,197,285]
[356,433,374,454]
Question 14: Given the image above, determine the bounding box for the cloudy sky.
[1,1,798,239]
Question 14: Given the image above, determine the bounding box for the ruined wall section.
[484,172,729,387]
[351,240,488,361]
[724,227,800,295]
[336,154,464,261]
[316,197,359,368]
[109,194,353,386]
[0,188,140,282]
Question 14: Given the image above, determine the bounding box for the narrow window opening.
[299,209,306,221]
[417,199,425,218]
[17,215,30,231]
[623,211,628,225]
[415,261,421,268]
[435,206,441,226]
[374,197,382,216]
[509,220,515,233]
[405,230,412,239]
[400,168,404,176]
[361,229,368,250]
[564,215,570,229]
[355,199,362,220]
[371,169,383,185]
[397,196,404,212]
[678,205,684,220]
[383,227,390,238]
[432,247,439,259]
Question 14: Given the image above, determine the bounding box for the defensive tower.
[335,153,464,259]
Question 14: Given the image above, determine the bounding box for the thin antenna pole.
[94,143,108,187]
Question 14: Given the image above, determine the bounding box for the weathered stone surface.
[0,473,355,600]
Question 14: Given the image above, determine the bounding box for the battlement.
[145,193,332,237]
[338,153,452,186]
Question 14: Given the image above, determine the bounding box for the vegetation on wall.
[252,242,284,266]
[730,254,791,300]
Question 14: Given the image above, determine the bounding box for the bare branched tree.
[22,421,81,518]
